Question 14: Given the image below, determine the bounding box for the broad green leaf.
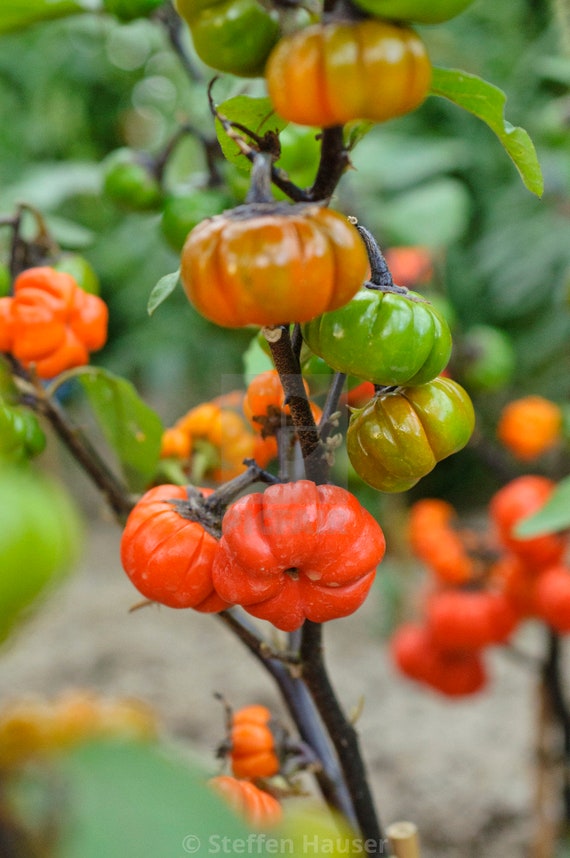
[515,476,570,537]
[514,477,570,537]
[148,269,180,316]
[8,740,257,858]
[0,0,99,33]
[76,368,163,492]
[430,67,544,197]
[215,96,288,173]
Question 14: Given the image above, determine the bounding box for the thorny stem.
[300,622,385,850]
[217,610,358,828]
[204,460,281,515]
[542,629,570,822]
[308,126,350,202]
[265,327,326,484]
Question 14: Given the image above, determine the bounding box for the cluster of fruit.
[160,369,323,483]
[160,389,277,483]
[210,703,283,827]
[0,266,108,380]
[121,479,386,630]
[0,690,157,769]
[391,475,570,697]
[174,0,475,125]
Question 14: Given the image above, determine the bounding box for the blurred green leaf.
[379,178,471,247]
[0,163,101,212]
[76,368,163,491]
[242,335,273,378]
[148,269,180,316]
[0,0,99,34]
[515,476,570,537]
[351,131,470,193]
[215,96,288,173]
[344,120,374,151]
[8,739,257,858]
[430,67,544,197]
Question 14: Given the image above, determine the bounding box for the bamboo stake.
[386,821,420,858]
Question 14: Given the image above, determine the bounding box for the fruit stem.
[308,126,350,202]
[13,361,135,521]
[318,371,346,440]
[246,152,275,205]
[300,620,385,850]
[266,326,327,484]
[217,609,359,827]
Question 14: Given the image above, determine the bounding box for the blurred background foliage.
[1,0,569,494]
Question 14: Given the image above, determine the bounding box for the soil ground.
[0,478,550,858]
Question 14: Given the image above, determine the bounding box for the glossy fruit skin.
[0,267,108,379]
[349,0,474,25]
[103,0,164,20]
[120,484,227,612]
[212,480,386,631]
[497,396,562,461]
[302,288,452,387]
[347,376,475,492]
[102,149,162,212]
[209,776,282,828]
[0,404,46,462]
[180,203,368,328]
[190,0,280,77]
[426,590,518,650]
[266,20,431,128]
[460,325,516,392]
[0,467,82,643]
[161,189,233,253]
[230,705,279,779]
[489,476,568,569]
[534,566,570,633]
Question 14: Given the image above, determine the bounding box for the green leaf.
[8,739,257,858]
[430,67,544,197]
[148,269,180,316]
[76,368,163,492]
[243,335,273,378]
[0,0,99,33]
[344,120,374,151]
[514,476,570,538]
[215,96,288,173]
